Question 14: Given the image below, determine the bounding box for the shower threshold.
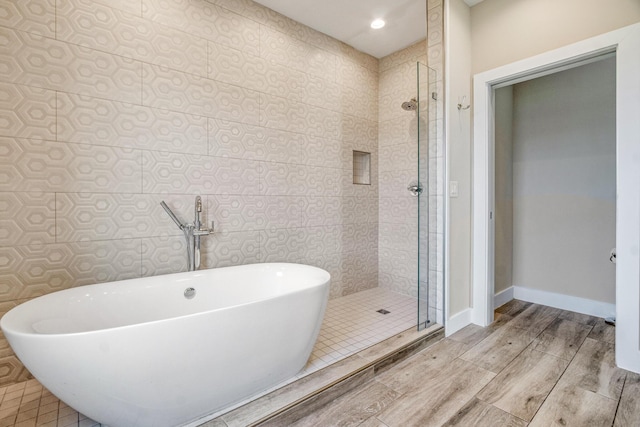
[195,323,443,427]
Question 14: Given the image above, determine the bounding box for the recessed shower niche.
[353,150,371,185]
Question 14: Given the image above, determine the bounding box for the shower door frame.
[471,23,640,373]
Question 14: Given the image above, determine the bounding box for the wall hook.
[457,95,470,111]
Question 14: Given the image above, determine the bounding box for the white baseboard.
[494,287,514,310]
[446,308,472,336]
[512,286,615,319]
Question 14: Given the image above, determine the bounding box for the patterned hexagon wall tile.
[338,42,379,73]
[379,40,427,73]
[342,249,378,295]
[0,137,142,193]
[0,192,55,247]
[379,91,419,124]
[0,82,55,140]
[379,222,418,253]
[299,73,341,113]
[265,6,344,59]
[262,196,303,231]
[378,271,417,297]
[344,222,378,254]
[429,232,444,272]
[57,92,207,154]
[379,170,415,199]
[260,162,307,196]
[428,43,444,79]
[201,230,261,268]
[209,41,267,91]
[336,55,378,92]
[342,196,378,225]
[259,93,341,140]
[341,84,378,122]
[379,246,417,280]
[0,0,55,38]
[379,197,416,224]
[259,26,336,82]
[428,195,443,234]
[142,64,260,124]
[298,225,342,259]
[66,239,141,287]
[142,151,261,195]
[56,193,198,242]
[94,0,141,16]
[210,0,272,32]
[299,251,343,290]
[142,0,259,56]
[379,115,418,147]
[208,119,303,164]
[260,228,305,263]
[0,27,142,104]
[341,169,378,199]
[428,157,444,196]
[141,235,188,277]
[300,135,342,169]
[305,166,344,197]
[58,0,207,77]
[380,61,417,96]
[379,142,418,172]
[259,8,343,59]
[0,351,30,387]
[341,114,377,148]
[206,195,266,233]
[301,197,343,227]
[0,245,73,301]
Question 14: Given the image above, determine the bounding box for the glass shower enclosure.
[416,63,439,330]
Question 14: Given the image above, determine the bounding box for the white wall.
[445,0,472,318]
[446,0,640,318]
[471,0,640,73]
[511,57,616,304]
[494,86,513,295]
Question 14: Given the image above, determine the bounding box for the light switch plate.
[449,181,458,197]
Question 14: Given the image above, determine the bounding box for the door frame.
[471,23,640,373]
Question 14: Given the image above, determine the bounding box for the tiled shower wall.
[0,0,379,385]
[378,41,428,299]
[377,0,445,325]
[428,0,445,325]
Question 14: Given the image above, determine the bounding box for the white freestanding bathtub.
[0,263,330,427]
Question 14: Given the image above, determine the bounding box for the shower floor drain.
[376,309,390,314]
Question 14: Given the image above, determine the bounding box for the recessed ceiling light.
[370,19,385,29]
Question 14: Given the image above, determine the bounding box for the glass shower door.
[417,62,437,330]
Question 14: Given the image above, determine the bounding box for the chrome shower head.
[401,98,418,111]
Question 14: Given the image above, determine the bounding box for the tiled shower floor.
[0,288,417,426]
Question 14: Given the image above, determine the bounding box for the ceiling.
[253,0,483,59]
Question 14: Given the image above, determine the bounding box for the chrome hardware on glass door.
[407,182,423,197]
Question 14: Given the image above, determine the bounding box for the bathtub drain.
[184,287,196,299]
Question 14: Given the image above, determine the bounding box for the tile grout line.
[610,374,628,427]
[459,307,563,422]
[507,310,598,424]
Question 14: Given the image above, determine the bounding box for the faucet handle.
[193,221,215,236]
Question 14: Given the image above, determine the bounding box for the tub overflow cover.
[184,287,196,299]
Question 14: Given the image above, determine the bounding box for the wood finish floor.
[283,300,640,427]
